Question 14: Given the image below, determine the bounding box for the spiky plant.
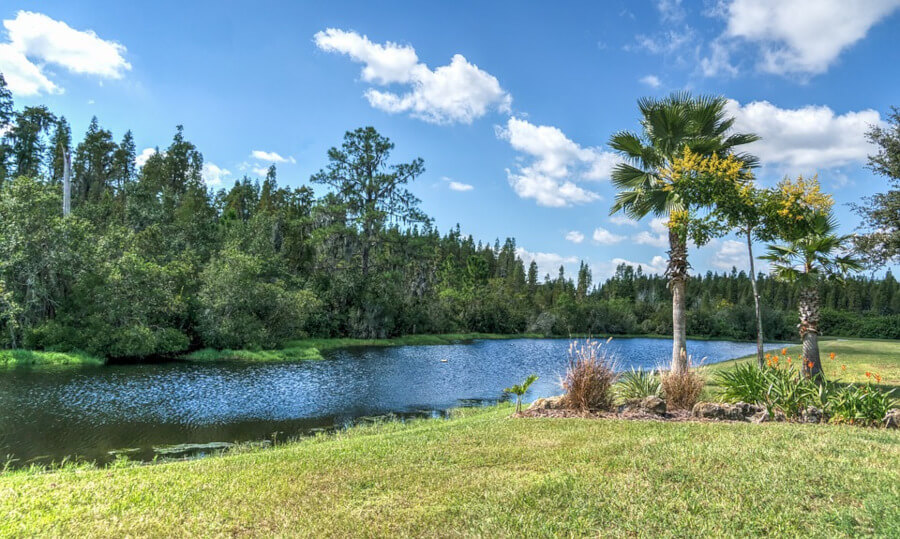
[504,374,538,414]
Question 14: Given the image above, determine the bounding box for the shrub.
[561,338,617,411]
[715,360,824,419]
[829,377,897,426]
[616,368,661,401]
[714,363,769,404]
[661,356,705,410]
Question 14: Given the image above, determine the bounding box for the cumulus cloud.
[135,147,159,168]
[632,217,669,248]
[0,11,130,96]
[595,255,668,279]
[726,99,883,169]
[441,176,474,192]
[711,239,747,270]
[515,247,578,278]
[610,214,640,227]
[707,0,900,76]
[251,150,296,164]
[639,74,661,88]
[497,117,617,207]
[314,28,511,124]
[565,230,585,244]
[592,227,625,245]
[202,163,231,187]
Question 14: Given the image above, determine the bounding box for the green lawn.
[709,338,900,391]
[2,338,899,537]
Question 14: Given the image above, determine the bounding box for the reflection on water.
[0,338,768,466]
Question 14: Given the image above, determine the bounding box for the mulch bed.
[514,408,696,422]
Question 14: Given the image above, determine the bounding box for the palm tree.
[609,92,759,373]
[762,213,862,379]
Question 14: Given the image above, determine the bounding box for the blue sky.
[2,1,899,279]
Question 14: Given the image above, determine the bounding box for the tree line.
[1,74,898,362]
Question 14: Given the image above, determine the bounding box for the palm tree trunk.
[798,286,822,379]
[746,227,764,368]
[668,228,688,373]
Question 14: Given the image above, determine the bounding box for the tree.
[311,127,427,277]
[9,106,56,179]
[853,106,900,266]
[504,374,538,413]
[608,93,759,372]
[762,212,862,379]
[0,74,14,186]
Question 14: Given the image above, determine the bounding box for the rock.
[693,402,764,421]
[884,409,900,428]
[801,406,827,424]
[752,409,786,423]
[640,395,667,415]
[618,396,667,415]
[692,402,725,420]
[528,396,563,411]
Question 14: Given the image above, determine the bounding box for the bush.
[715,359,824,419]
[830,381,897,426]
[661,357,705,410]
[616,368,661,401]
[561,339,617,411]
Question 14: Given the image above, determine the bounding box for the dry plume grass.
[560,338,618,411]
[661,353,706,410]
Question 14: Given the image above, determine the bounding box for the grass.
[0,349,104,367]
[182,332,544,362]
[1,404,897,537]
[709,338,900,392]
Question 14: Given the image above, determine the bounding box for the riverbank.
[3,402,898,536]
[707,338,900,391]
[0,349,103,367]
[181,332,545,362]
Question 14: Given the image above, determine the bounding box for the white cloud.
[711,0,900,76]
[595,255,668,279]
[448,180,473,192]
[726,99,883,169]
[497,117,617,207]
[135,147,158,168]
[0,43,60,96]
[632,29,695,55]
[657,0,686,23]
[592,227,625,245]
[565,230,585,244]
[639,74,661,88]
[251,166,270,177]
[711,239,746,270]
[610,214,639,227]
[251,150,296,164]
[632,217,669,248]
[314,28,511,124]
[202,163,231,187]
[515,247,578,278]
[0,11,130,96]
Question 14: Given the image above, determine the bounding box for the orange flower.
[865,371,872,378]
[829,352,836,360]
[841,364,847,371]
[875,373,882,383]
[807,361,814,369]
[781,348,788,356]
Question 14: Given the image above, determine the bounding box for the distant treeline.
[0,77,897,358]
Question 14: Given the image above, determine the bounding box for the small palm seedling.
[505,374,538,414]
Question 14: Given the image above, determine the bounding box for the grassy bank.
[182,332,544,362]
[0,349,103,367]
[2,404,898,536]
[709,338,900,391]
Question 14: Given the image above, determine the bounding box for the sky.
[2,0,899,280]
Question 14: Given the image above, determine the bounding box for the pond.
[0,338,769,467]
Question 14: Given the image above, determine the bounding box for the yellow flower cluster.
[661,147,747,185]
[773,175,833,221]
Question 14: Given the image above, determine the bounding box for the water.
[0,338,767,467]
